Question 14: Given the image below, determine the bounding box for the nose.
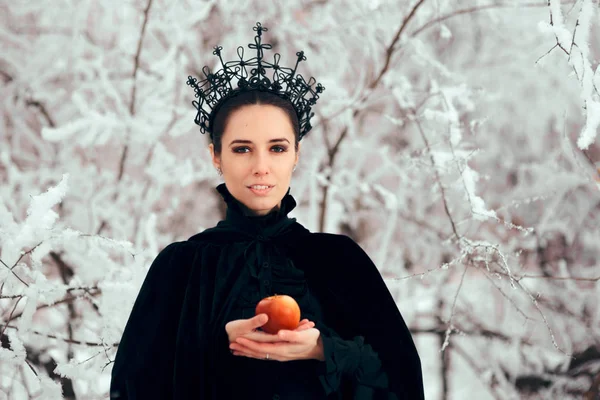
[252,149,270,175]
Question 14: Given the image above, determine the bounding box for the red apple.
[255,294,301,334]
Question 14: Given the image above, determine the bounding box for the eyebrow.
[228,138,290,146]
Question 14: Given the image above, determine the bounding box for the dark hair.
[210,90,300,154]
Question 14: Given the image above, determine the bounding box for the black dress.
[110,183,424,399]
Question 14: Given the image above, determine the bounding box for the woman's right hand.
[225,314,315,344]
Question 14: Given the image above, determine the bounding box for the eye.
[272,145,287,153]
[232,145,288,153]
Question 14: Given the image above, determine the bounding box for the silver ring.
[265,353,270,360]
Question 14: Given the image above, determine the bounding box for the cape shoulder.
[302,232,403,320]
[140,241,205,290]
[301,233,424,399]
[291,231,402,327]
[110,240,205,398]
[298,232,385,284]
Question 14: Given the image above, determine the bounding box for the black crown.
[186,22,324,141]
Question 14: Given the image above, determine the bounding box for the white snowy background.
[1,0,600,399]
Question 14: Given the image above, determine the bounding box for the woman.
[110,22,424,399]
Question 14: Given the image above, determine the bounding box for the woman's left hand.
[230,327,324,362]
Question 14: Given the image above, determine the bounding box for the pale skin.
[225,314,325,362]
[210,104,324,362]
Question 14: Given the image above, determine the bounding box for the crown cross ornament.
[186,22,324,141]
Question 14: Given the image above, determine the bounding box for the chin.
[238,193,279,213]
[233,185,287,215]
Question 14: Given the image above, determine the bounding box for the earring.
[293,165,297,172]
[216,168,222,176]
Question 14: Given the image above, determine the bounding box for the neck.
[240,201,282,217]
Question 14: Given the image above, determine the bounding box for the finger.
[227,315,268,337]
[232,341,270,359]
[278,330,296,342]
[295,321,315,331]
[230,342,260,358]
[236,337,288,355]
[245,324,311,342]
[278,327,320,343]
[290,323,313,334]
[248,314,269,330]
[292,321,312,331]
[230,342,284,361]
[242,330,282,343]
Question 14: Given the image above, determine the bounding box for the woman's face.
[209,104,300,216]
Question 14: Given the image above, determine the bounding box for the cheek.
[222,156,247,172]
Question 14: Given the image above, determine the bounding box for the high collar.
[213,183,297,237]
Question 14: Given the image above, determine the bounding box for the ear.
[208,143,221,170]
[295,141,302,165]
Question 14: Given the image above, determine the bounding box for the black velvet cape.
[110,184,424,399]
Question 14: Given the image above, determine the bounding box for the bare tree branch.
[5,289,101,324]
[99,0,154,237]
[440,265,468,352]
[411,1,578,37]
[0,296,23,339]
[0,258,29,287]
[412,112,461,241]
[25,100,56,128]
[370,0,428,90]
[318,0,429,232]
[1,324,117,347]
[516,273,600,282]
[130,0,154,117]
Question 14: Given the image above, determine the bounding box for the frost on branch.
[0,177,139,399]
[540,0,600,149]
